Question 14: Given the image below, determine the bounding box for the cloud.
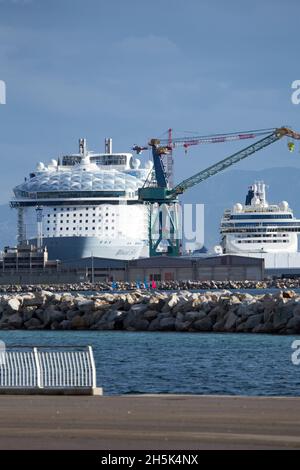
[115,34,179,56]
[0,0,32,4]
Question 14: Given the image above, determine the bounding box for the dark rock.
[159,317,175,331]
[224,312,238,331]
[7,313,23,328]
[24,317,43,329]
[193,317,213,331]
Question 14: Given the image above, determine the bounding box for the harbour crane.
[134,127,278,187]
[137,126,300,256]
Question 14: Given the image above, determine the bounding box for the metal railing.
[0,345,96,390]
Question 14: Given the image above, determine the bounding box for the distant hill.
[0,167,299,252]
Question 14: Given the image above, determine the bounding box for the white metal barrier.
[0,345,98,393]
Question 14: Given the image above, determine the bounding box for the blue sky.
[0,0,300,204]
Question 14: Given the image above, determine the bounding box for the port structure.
[137,127,300,257]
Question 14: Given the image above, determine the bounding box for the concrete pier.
[0,395,299,449]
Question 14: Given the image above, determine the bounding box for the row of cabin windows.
[52,207,106,211]
[43,235,115,242]
[47,219,114,223]
[237,239,288,244]
[47,212,114,217]
[50,207,115,214]
[235,233,288,238]
[46,226,113,231]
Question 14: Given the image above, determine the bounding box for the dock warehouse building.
[0,252,264,284]
[125,255,264,282]
[63,254,264,282]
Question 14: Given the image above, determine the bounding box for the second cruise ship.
[219,182,300,254]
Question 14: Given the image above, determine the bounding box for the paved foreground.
[0,395,299,449]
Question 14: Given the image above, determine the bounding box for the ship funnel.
[79,138,87,156]
[105,138,112,154]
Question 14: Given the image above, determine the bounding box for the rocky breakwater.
[0,290,300,334]
[1,277,300,293]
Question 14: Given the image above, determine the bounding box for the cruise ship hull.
[224,233,298,254]
[31,237,149,261]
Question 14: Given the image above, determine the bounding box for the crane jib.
[161,128,276,148]
[170,131,283,197]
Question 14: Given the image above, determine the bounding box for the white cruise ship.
[219,182,300,256]
[215,182,300,275]
[11,138,153,260]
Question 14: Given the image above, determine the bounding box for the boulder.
[238,293,254,302]
[22,306,37,322]
[252,322,274,334]
[6,298,21,313]
[213,320,225,332]
[156,312,172,322]
[76,299,95,313]
[24,317,43,329]
[228,295,241,305]
[201,301,213,313]
[94,320,115,330]
[39,309,64,326]
[57,319,71,330]
[71,315,87,329]
[208,309,218,323]
[106,310,125,322]
[22,293,46,307]
[147,296,166,312]
[7,313,23,328]
[50,321,60,330]
[193,317,212,331]
[240,313,263,331]
[148,318,161,331]
[35,308,47,322]
[66,309,80,320]
[263,309,274,324]
[224,311,238,331]
[159,317,175,331]
[172,298,191,314]
[293,303,300,317]
[273,309,290,330]
[123,294,137,310]
[59,295,76,311]
[123,306,147,329]
[143,310,158,321]
[286,316,300,332]
[130,304,148,315]
[167,294,179,309]
[283,290,297,299]
[175,312,184,322]
[133,319,149,331]
[184,311,206,322]
[175,320,191,332]
[109,299,125,311]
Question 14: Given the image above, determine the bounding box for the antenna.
[79,138,87,156]
[105,138,112,154]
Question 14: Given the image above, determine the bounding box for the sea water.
[0,330,299,396]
